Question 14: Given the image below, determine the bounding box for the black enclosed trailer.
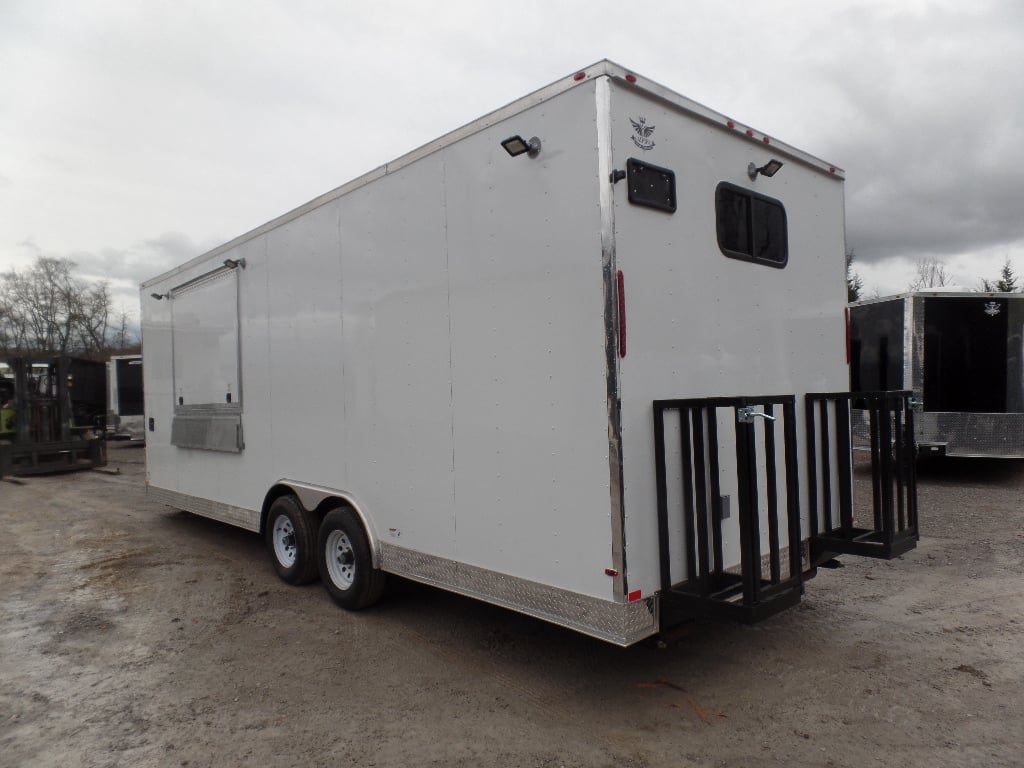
[0,356,107,477]
[850,291,1024,457]
[106,355,144,440]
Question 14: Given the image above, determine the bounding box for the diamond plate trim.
[380,543,658,646]
[724,542,810,579]
[171,413,244,452]
[147,486,260,532]
[911,296,924,397]
[916,412,1024,458]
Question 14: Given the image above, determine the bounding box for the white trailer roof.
[143,59,844,289]
[851,290,1024,306]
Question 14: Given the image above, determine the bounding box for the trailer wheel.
[317,507,385,611]
[265,495,318,585]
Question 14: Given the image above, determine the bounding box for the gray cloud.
[1,0,1022,298]
[9,233,212,320]
[806,1,1024,266]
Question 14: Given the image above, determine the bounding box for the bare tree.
[111,310,138,350]
[0,256,115,357]
[74,280,113,351]
[0,289,21,352]
[907,257,951,291]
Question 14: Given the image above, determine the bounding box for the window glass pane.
[715,182,788,268]
[754,198,787,264]
[716,186,751,255]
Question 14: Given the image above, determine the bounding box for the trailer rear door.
[605,84,848,601]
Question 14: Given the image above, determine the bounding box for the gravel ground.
[1,442,1022,768]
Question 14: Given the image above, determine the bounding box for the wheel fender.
[272,479,382,569]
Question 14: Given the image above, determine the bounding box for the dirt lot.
[1,442,1022,768]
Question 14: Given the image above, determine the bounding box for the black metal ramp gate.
[653,390,919,628]
[653,396,803,624]
[805,391,918,563]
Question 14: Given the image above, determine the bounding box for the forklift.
[0,356,107,478]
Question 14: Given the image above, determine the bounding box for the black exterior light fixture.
[151,292,166,300]
[501,134,542,158]
[748,158,784,181]
[223,257,247,269]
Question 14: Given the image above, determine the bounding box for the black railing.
[805,391,918,563]
[653,396,803,623]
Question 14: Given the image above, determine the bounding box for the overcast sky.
[2,0,1022,317]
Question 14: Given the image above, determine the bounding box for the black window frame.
[714,182,789,269]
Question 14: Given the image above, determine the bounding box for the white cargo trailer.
[106,354,145,440]
[851,291,1024,458]
[141,61,917,645]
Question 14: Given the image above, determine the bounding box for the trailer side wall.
[143,80,618,601]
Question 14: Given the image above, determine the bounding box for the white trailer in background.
[141,61,917,645]
[106,354,144,440]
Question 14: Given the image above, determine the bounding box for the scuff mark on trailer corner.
[595,74,628,604]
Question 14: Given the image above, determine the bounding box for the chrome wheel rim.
[325,529,355,590]
[272,516,297,568]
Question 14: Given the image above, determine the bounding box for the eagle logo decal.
[630,116,656,150]
[984,301,1002,317]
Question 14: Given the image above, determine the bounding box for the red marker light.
[829,167,836,174]
[762,136,770,144]
[573,71,586,81]
[605,568,619,577]
[745,129,754,137]
[625,73,637,83]
[627,589,642,602]
[727,120,735,128]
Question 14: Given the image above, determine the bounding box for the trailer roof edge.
[850,290,1024,306]
[143,59,844,289]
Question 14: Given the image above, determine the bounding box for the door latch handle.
[737,407,776,423]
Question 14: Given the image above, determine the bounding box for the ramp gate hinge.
[737,406,777,424]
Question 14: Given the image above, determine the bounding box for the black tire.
[317,507,386,610]
[265,495,319,585]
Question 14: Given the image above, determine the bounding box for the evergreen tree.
[980,257,1019,292]
[846,249,863,302]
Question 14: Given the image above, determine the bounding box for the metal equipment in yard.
[0,357,107,478]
